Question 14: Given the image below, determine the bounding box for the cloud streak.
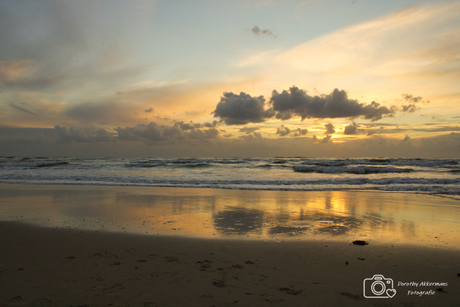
[9,102,37,116]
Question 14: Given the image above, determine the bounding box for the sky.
[1,0,459,157]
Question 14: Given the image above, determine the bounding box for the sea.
[1,156,459,199]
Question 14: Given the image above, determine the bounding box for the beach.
[0,184,459,306]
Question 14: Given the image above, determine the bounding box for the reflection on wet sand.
[0,184,459,248]
[214,208,264,236]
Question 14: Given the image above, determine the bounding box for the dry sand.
[0,221,459,307]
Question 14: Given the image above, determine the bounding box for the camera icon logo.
[363,274,396,298]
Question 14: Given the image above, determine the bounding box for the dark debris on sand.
[352,240,369,246]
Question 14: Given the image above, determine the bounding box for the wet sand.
[1,222,459,307]
[0,184,459,306]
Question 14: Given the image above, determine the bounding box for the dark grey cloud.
[270,87,396,122]
[213,87,428,126]
[250,26,276,37]
[325,123,335,134]
[54,126,115,143]
[144,107,154,113]
[212,92,275,125]
[344,122,358,135]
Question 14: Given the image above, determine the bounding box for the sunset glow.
[1,0,459,157]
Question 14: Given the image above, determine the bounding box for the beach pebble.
[352,240,369,245]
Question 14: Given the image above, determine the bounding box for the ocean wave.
[293,165,413,174]
[35,161,70,168]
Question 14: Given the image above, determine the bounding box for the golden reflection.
[1,185,460,249]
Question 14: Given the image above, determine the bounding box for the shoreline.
[1,180,459,201]
[1,220,459,306]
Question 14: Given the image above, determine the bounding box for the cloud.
[144,107,154,113]
[173,121,218,130]
[402,94,424,104]
[275,125,308,137]
[399,93,429,113]
[256,1,460,113]
[64,101,140,125]
[324,123,335,134]
[54,126,115,143]
[239,127,260,134]
[401,104,419,113]
[0,127,53,145]
[344,122,358,135]
[402,135,411,142]
[311,134,332,143]
[321,135,332,143]
[276,125,290,136]
[250,25,276,37]
[0,60,35,82]
[115,122,219,144]
[293,128,308,136]
[212,92,275,125]
[0,1,153,95]
[420,132,460,153]
[212,87,421,126]
[270,87,396,121]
